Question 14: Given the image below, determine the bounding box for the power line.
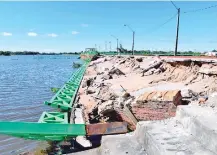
[170,1,178,10]
[148,12,178,34]
[183,4,217,14]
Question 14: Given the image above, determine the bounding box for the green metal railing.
[38,112,68,124]
[0,122,86,141]
[0,59,91,141]
[44,61,89,111]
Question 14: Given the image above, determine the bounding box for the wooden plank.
[86,122,128,136]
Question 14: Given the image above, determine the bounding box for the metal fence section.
[0,122,86,141]
[44,61,89,111]
[38,112,68,124]
[0,59,91,141]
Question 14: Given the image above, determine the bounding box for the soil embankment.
[76,55,217,126]
[68,55,217,155]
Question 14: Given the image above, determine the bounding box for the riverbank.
[77,55,217,123]
[69,55,217,154]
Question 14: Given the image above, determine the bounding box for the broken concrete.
[72,55,217,154]
[108,67,125,76]
[74,103,217,155]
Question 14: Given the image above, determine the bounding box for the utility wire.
[147,12,178,35]
[170,1,178,10]
[183,4,217,14]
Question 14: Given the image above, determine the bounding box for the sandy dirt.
[77,55,217,124]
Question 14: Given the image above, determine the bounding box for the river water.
[0,55,81,155]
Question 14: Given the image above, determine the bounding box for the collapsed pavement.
[71,55,217,155]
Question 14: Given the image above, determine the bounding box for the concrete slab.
[131,82,186,98]
[176,105,217,153]
[74,108,92,148]
[100,134,146,155]
[134,119,216,155]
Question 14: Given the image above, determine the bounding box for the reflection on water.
[0,55,80,155]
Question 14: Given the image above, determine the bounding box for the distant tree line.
[0,51,82,56]
[113,44,202,56]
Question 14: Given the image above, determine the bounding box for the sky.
[0,1,217,53]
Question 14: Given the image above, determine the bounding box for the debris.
[50,87,60,93]
[108,67,125,76]
[133,90,182,120]
[98,100,114,115]
[136,57,143,62]
[142,60,163,76]
[82,77,95,88]
[199,64,217,75]
[119,59,127,64]
[86,89,96,95]
[206,92,217,107]
[181,88,198,98]
[120,85,127,92]
[72,62,82,68]
[86,122,128,136]
[101,74,113,80]
[143,68,155,76]
[198,96,208,105]
[97,85,118,101]
[123,92,131,99]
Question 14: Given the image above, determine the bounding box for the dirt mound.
[147,60,217,94]
[160,61,200,82]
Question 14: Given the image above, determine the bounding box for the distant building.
[85,48,97,52]
[205,52,217,57]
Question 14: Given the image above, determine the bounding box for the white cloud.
[72,31,79,35]
[47,33,58,37]
[27,32,37,37]
[81,24,88,27]
[2,32,12,36]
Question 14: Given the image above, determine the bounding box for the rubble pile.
[145,59,217,94]
[78,55,217,128]
[72,55,217,154]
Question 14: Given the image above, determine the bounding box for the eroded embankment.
[75,55,217,128]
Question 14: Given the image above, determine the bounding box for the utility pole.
[132,31,135,55]
[175,8,180,56]
[124,24,135,55]
[105,41,107,51]
[170,1,180,56]
[109,41,111,52]
[111,35,119,55]
[117,39,119,55]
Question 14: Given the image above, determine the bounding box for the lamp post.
[124,24,135,55]
[111,35,119,55]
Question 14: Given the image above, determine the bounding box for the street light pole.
[109,41,111,52]
[105,41,107,51]
[124,24,135,55]
[132,31,135,55]
[111,35,119,55]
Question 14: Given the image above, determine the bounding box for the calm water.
[0,55,81,155]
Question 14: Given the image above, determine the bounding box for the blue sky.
[0,1,217,52]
